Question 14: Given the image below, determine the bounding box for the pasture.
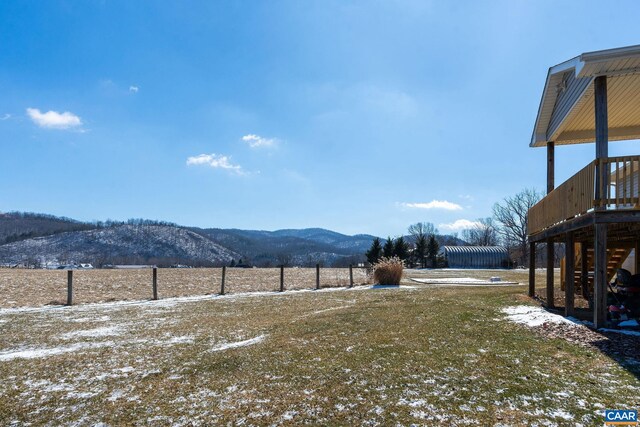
[0,267,371,308]
[1,268,639,425]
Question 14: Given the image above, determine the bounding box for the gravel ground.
[536,321,640,362]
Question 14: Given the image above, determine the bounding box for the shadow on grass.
[538,303,640,380]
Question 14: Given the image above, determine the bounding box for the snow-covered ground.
[412,277,520,286]
[502,305,640,337]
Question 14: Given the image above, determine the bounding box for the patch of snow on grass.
[0,341,114,361]
[550,409,574,420]
[211,335,266,352]
[413,278,519,286]
[69,315,110,323]
[162,336,194,345]
[60,326,123,340]
[108,389,126,402]
[502,306,577,327]
[313,305,352,315]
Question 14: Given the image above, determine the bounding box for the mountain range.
[0,212,377,268]
[0,212,465,268]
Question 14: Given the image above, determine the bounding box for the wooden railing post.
[152,267,158,300]
[221,266,226,295]
[67,270,73,306]
[280,265,284,292]
[316,264,320,290]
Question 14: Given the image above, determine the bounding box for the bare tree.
[461,218,499,246]
[492,188,542,266]
[407,222,437,241]
[408,223,438,267]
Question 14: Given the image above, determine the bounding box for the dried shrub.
[373,256,404,285]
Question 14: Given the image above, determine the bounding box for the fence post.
[316,264,320,290]
[349,264,354,288]
[67,270,73,306]
[280,265,285,292]
[152,267,158,300]
[221,266,226,295]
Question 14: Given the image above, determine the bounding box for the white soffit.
[530,45,640,148]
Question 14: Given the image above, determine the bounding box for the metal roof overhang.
[530,44,640,148]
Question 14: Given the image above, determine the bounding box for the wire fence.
[0,265,372,308]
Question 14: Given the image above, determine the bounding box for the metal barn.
[441,246,509,269]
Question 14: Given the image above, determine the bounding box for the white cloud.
[129,85,139,93]
[0,113,10,120]
[26,108,82,130]
[242,134,277,148]
[186,153,244,175]
[439,219,483,232]
[401,200,463,211]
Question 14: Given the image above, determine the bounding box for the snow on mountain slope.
[0,225,241,266]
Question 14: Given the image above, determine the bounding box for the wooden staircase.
[561,245,633,294]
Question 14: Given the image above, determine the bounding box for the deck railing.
[528,155,640,235]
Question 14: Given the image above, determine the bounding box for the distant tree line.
[365,222,441,268]
[93,218,178,228]
[365,188,544,268]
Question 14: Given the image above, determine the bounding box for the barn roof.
[441,246,508,255]
[531,44,640,147]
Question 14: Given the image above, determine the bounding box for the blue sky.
[1,1,639,237]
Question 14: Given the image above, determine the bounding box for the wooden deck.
[529,155,640,237]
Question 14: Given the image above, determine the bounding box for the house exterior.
[527,45,640,328]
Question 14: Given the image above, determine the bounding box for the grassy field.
[0,267,371,308]
[1,269,638,425]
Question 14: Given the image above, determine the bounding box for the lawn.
[0,269,638,425]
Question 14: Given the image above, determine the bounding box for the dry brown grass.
[1,273,638,425]
[373,257,403,285]
[0,267,372,308]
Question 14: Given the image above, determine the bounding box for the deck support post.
[593,75,609,329]
[546,238,554,308]
[594,224,608,328]
[547,141,555,193]
[581,242,589,300]
[529,241,536,297]
[544,139,556,308]
[594,75,608,205]
[564,233,575,317]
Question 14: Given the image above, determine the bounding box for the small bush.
[373,256,404,285]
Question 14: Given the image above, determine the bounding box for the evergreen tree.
[393,236,409,260]
[229,259,236,267]
[383,237,395,258]
[414,233,428,268]
[365,237,383,265]
[427,235,439,267]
